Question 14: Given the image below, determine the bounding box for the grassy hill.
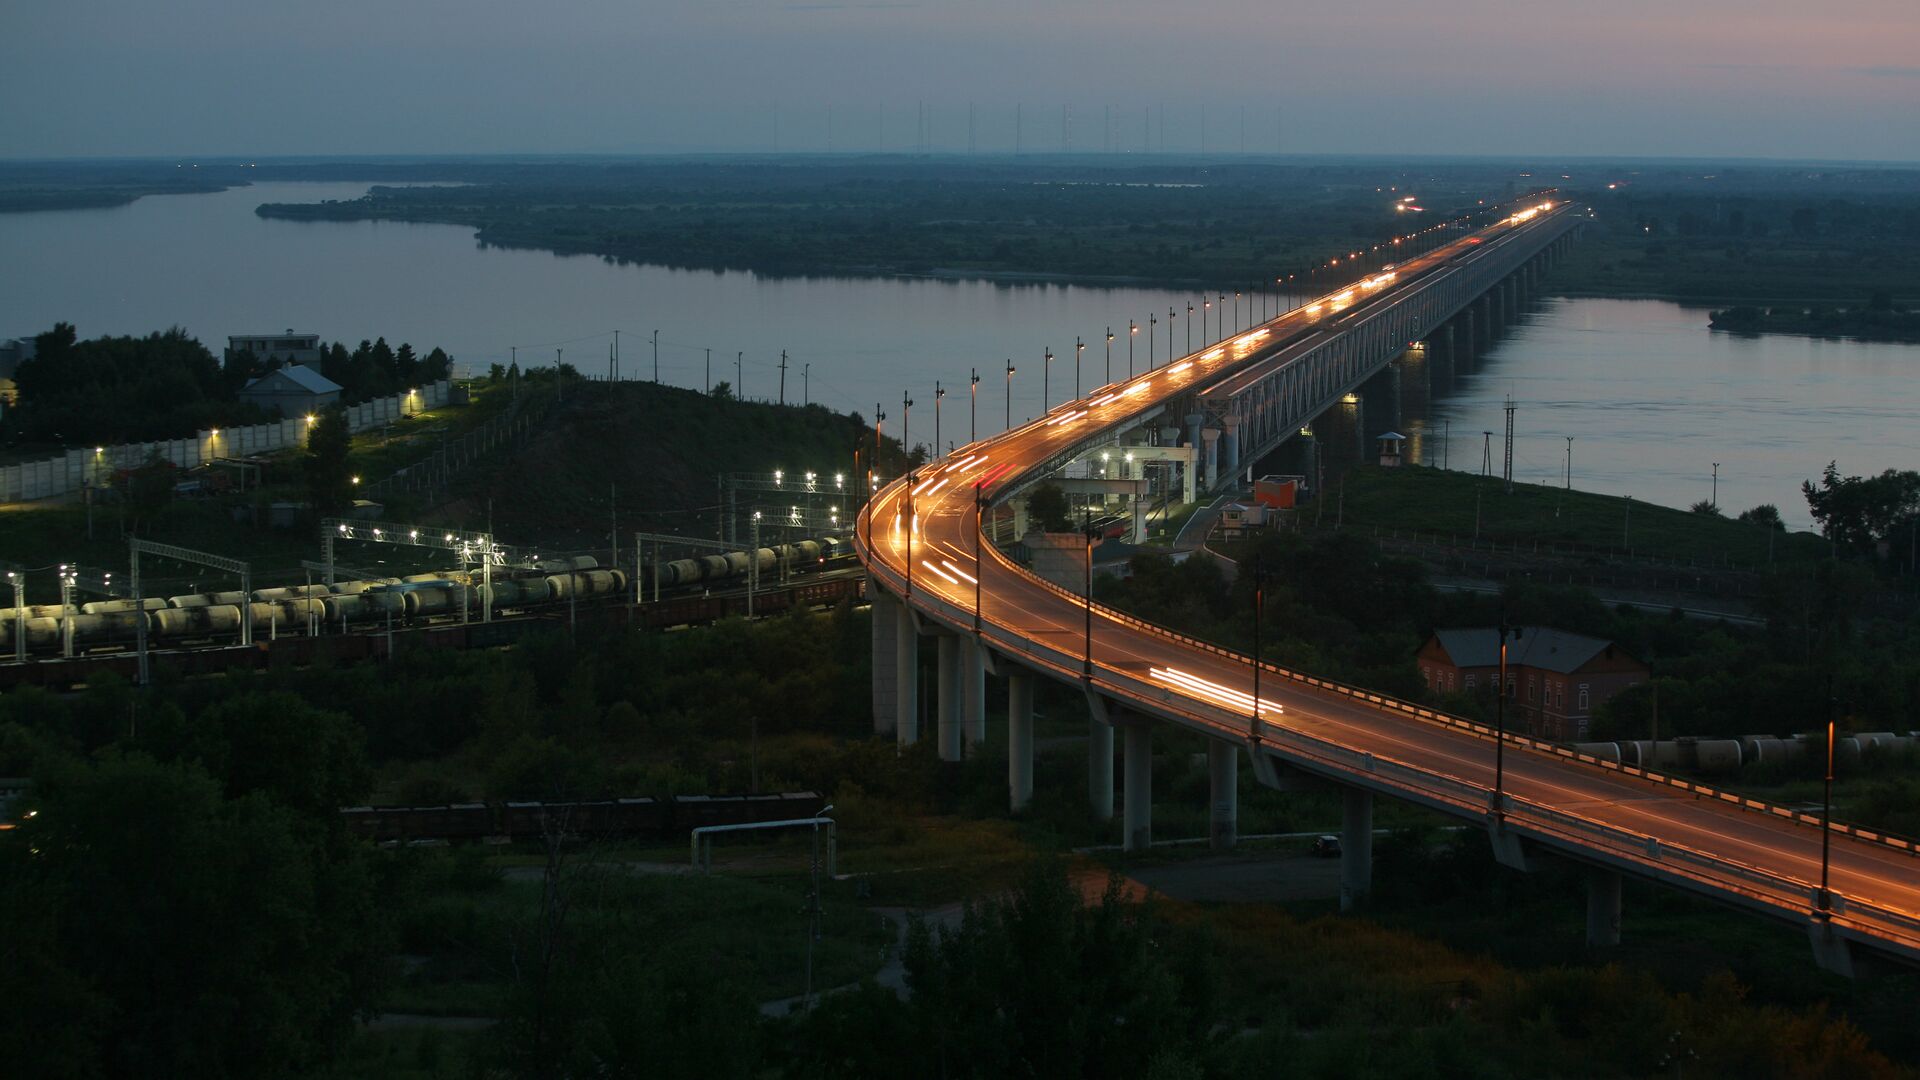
[430,381,907,554]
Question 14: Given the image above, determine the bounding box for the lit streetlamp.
[934,382,945,462]
[970,369,980,442]
[1128,320,1137,377]
[1074,336,1085,399]
[1004,359,1015,430]
[1043,347,1054,412]
[1104,328,1114,385]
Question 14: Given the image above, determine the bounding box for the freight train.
[341,790,825,843]
[0,535,849,658]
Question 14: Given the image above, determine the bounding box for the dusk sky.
[5,0,1918,161]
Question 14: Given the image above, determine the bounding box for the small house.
[1417,627,1648,741]
[238,363,343,419]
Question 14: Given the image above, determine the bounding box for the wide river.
[3,181,1913,527]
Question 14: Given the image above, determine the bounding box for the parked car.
[1311,835,1341,858]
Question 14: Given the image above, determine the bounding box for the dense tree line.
[8,323,453,448]
[8,323,270,444]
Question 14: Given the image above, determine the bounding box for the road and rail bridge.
[855,198,1920,978]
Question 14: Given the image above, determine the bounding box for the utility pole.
[736,351,743,398]
[1502,395,1515,494]
[555,348,564,401]
[613,329,620,380]
[804,363,810,406]
[652,329,660,382]
[705,348,712,393]
[1712,462,1720,508]
[779,350,789,405]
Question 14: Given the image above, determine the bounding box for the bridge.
[854,199,1920,978]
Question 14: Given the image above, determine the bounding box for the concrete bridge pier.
[1201,428,1221,491]
[1089,712,1115,822]
[1008,670,1034,811]
[1340,787,1373,911]
[1360,363,1402,443]
[871,580,900,736]
[1011,498,1030,541]
[963,636,986,747]
[1123,720,1153,852]
[1586,867,1622,947]
[894,601,920,747]
[1472,299,1492,351]
[1399,349,1431,422]
[1208,741,1238,850]
[1221,416,1242,484]
[936,633,962,761]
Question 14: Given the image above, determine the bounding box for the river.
[2,182,1913,527]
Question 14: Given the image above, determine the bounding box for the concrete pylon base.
[1008,672,1034,812]
[1340,787,1373,911]
[1123,722,1152,852]
[1208,741,1238,851]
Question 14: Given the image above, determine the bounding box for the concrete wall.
[0,380,450,503]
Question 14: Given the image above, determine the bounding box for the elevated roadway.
[855,200,1920,976]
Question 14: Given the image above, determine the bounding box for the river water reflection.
[2,183,1912,526]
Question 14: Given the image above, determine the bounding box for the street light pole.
[1043,347,1053,413]
[935,382,945,462]
[1493,621,1521,819]
[1004,359,1015,430]
[1148,314,1157,369]
[1082,505,1094,679]
[1168,308,1175,361]
[1820,712,1836,911]
[902,391,913,463]
[1252,557,1267,742]
[1203,297,1211,345]
[1128,320,1137,377]
[970,369,980,442]
[1187,302,1194,352]
[1074,336,1085,400]
[1105,329,1114,385]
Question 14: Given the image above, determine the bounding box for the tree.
[304,405,354,516]
[710,380,735,401]
[0,751,388,1077]
[1802,461,1920,555]
[119,451,179,533]
[1025,481,1073,532]
[1736,504,1785,531]
[1689,500,1722,517]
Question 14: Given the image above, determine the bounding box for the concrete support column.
[1123,721,1152,852]
[1089,716,1115,821]
[936,634,962,761]
[1008,671,1034,812]
[963,636,986,746]
[1130,493,1146,542]
[1340,787,1373,911]
[1201,428,1221,492]
[894,605,919,747]
[1221,417,1242,481]
[1011,498,1030,541]
[1586,867,1622,947]
[1180,448,1198,504]
[871,582,899,736]
[1208,741,1238,851]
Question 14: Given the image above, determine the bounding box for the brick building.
[1416,627,1648,740]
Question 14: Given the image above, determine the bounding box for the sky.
[4,0,1918,161]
